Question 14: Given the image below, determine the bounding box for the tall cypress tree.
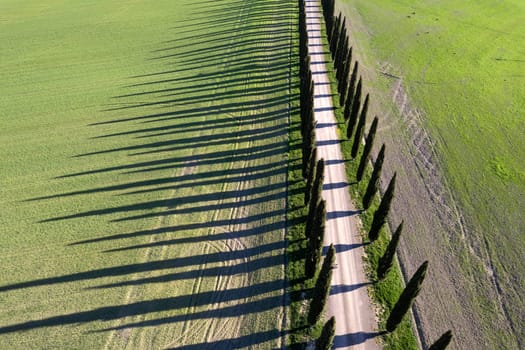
[351,93,369,158]
[346,77,362,139]
[428,330,453,350]
[306,159,325,235]
[327,15,335,43]
[305,144,317,184]
[356,117,378,182]
[300,53,310,82]
[331,12,341,43]
[377,221,403,280]
[309,199,326,242]
[300,75,313,136]
[334,18,346,62]
[325,0,335,33]
[368,173,396,242]
[299,1,308,60]
[308,244,336,325]
[316,317,336,350]
[362,144,385,210]
[305,245,320,280]
[330,14,342,58]
[305,200,327,279]
[302,125,316,179]
[335,33,348,82]
[344,61,359,120]
[386,261,429,332]
[305,147,317,204]
[339,47,353,106]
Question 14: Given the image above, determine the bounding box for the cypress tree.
[351,93,369,158]
[305,147,318,203]
[299,2,307,60]
[330,14,342,58]
[305,243,320,280]
[329,13,341,46]
[305,146,317,190]
[339,47,353,106]
[316,316,336,350]
[308,244,335,325]
[327,15,335,43]
[300,54,311,82]
[334,18,346,63]
[305,159,325,235]
[305,200,326,279]
[362,144,385,210]
[308,199,326,242]
[377,221,403,280]
[335,30,348,80]
[346,77,362,139]
[309,159,325,210]
[300,74,312,134]
[428,330,453,350]
[302,83,315,139]
[368,173,396,242]
[302,125,316,178]
[343,61,359,120]
[386,261,429,332]
[356,116,378,182]
[325,0,335,33]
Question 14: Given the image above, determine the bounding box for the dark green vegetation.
[316,316,336,350]
[307,245,335,326]
[337,0,524,348]
[0,0,295,348]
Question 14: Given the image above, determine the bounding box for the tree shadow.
[330,282,374,295]
[333,331,386,347]
[167,329,286,350]
[0,283,287,335]
[322,242,368,255]
[326,210,362,220]
[6,0,298,346]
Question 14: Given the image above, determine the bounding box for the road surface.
[305,0,380,348]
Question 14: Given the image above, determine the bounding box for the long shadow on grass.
[0,281,287,335]
[167,330,285,350]
[11,0,297,344]
[0,241,283,293]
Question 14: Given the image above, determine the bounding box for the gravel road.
[305,1,380,348]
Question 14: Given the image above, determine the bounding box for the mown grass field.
[336,0,524,348]
[0,0,294,348]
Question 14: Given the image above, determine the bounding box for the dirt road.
[305,1,380,349]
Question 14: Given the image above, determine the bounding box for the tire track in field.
[104,0,252,346]
[102,143,207,349]
[377,61,518,348]
[102,0,289,347]
[168,0,253,346]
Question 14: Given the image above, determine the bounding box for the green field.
[337,0,524,348]
[0,0,294,348]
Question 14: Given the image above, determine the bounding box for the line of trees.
[317,1,453,348]
[299,0,316,183]
[299,3,337,348]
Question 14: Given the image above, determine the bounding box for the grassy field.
[0,0,294,348]
[335,0,524,348]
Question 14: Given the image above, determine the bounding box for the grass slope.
[336,0,524,348]
[0,0,294,348]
